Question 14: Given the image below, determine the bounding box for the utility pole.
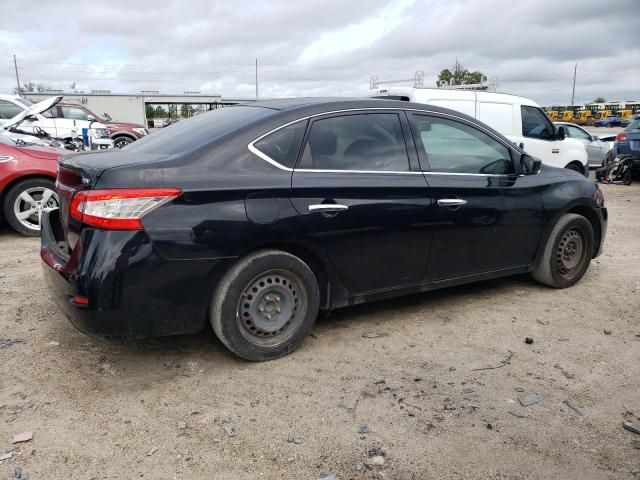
[570,63,577,106]
[13,54,22,96]
[255,58,258,100]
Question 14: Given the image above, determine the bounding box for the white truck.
[372,87,588,175]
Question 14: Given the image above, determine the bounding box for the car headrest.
[309,128,337,157]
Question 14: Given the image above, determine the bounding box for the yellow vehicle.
[547,110,559,120]
[596,109,614,120]
[559,109,575,122]
[573,109,595,126]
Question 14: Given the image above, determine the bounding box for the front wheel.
[113,136,133,149]
[565,163,583,174]
[532,214,594,288]
[210,249,320,361]
[3,178,59,236]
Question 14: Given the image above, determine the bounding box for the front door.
[519,105,564,168]
[290,111,432,294]
[408,112,543,281]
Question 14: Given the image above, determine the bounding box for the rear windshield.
[125,106,273,155]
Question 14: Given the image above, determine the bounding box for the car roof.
[237,97,471,118]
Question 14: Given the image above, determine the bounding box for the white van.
[372,88,588,175]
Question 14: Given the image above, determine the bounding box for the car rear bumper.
[40,210,233,338]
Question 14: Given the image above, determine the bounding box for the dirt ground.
[1,179,639,480]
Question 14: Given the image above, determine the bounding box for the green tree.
[436,59,487,88]
[145,105,156,119]
[14,81,51,95]
[593,97,606,103]
[154,105,167,117]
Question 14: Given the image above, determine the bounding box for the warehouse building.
[24,91,249,127]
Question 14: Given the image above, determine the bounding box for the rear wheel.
[532,214,594,288]
[210,249,320,361]
[3,178,58,236]
[565,163,583,173]
[623,169,632,185]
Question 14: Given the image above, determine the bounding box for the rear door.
[56,105,91,138]
[409,112,543,280]
[290,110,432,294]
[565,124,603,166]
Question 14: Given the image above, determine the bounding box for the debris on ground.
[603,329,612,335]
[462,387,475,394]
[358,425,370,434]
[368,447,386,457]
[0,451,13,461]
[287,437,303,445]
[514,387,525,392]
[47,341,60,346]
[224,426,237,438]
[536,319,551,326]
[472,350,513,371]
[448,367,457,372]
[318,473,337,480]
[177,420,188,429]
[163,361,173,369]
[0,272,6,278]
[362,332,389,338]
[623,421,640,435]
[519,393,543,407]
[525,337,534,344]
[631,468,640,477]
[563,400,584,416]
[510,411,529,418]
[146,447,158,456]
[369,455,385,466]
[0,339,26,349]
[12,431,33,443]
[12,465,26,478]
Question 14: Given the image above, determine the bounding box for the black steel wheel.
[113,136,133,149]
[532,213,594,288]
[210,249,320,361]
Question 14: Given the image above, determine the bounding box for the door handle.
[437,198,467,207]
[308,204,349,213]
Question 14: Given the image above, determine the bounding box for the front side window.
[0,100,24,120]
[521,105,554,140]
[253,120,307,169]
[412,114,514,175]
[60,106,89,121]
[299,113,409,171]
[565,125,590,140]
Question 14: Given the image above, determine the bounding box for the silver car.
[555,122,613,167]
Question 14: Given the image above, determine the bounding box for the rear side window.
[565,125,590,140]
[299,113,409,171]
[412,114,514,175]
[521,105,554,140]
[126,106,272,156]
[60,106,89,121]
[0,100,23,119]
[253,120,307,169]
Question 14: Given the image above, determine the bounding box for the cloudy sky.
[1,0,638,105]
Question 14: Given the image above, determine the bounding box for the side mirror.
[103,113,112,121]
[25,114,38,121]
[555,125,566,141]
[521,154,541,175]
[591,135,599,141]
[87,115,96,122]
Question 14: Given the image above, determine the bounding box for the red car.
[0,135,66,236]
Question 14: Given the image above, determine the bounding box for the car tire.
[532,213,594,288]
[2,178,59,237]
[113,136,133,149]
[210,249,320,361]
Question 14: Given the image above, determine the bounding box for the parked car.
[0,135,65,235]
[555,122,612,167]
[45,102,148,149]
[594,116,623,128]
[372,88,589,175]
[620,114,640,128]
[0,94,113,149]
[612,117,640,172]
[41,99,607,361]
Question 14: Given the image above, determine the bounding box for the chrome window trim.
[247,107,519,176]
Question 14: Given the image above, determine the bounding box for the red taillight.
[70,188,181,230]
[616,133,628,141]
[71,295,89,306]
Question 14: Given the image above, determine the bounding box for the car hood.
[1,96,63,130]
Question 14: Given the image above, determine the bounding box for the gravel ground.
[0,179,639,480]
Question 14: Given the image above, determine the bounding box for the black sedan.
[41,98,607,361]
